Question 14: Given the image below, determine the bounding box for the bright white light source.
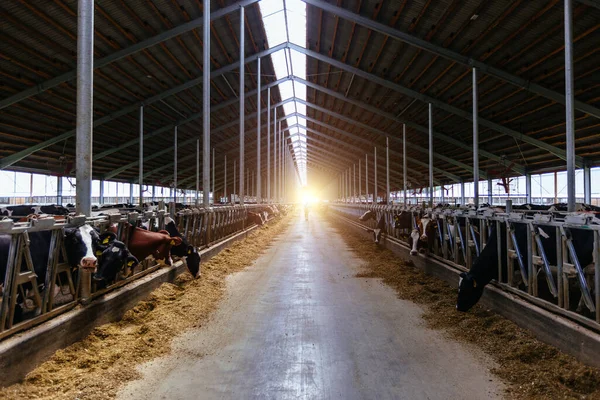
[259,0,307,186]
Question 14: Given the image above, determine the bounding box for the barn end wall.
[0,220,271,387]
[330,212,600,370]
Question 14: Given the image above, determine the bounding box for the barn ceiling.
[0,0,598,194]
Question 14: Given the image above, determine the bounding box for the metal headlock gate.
[332,204,600,328]
[0,204,271,341]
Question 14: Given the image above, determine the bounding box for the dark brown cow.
[109,224,182,265]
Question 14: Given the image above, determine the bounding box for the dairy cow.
[457,219,596,312]
[0,204,70,218]
[163,216,201,278]
[0,225,124,321]
[359,210,386,243]
[110,224,182,266]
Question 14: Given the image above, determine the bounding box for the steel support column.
[403,124,407,206]
[473,67,480,209]
[234,159,237,203]
[238,6,245,205]
[365,154,368,203]
[353,163,356,203]
[526,173,532,204]
[57,176,63,205]
[358,159,362,202]
[138,106,144,208]
[565,0,576,212]
[386,136,390,205]
[174,126,178,204]
[460,179,466,205]
[195,139,199,205]
[374,147,377,204]
[99,180,104,205]
[267,87,271,202]
[203,0,211,207]
[274,116,278,202]
[129,182,134,204]
[256,57,261,203]
[428,104,433,207]
[584,165,592,204]
[224,155,227,201]
[212,148,215,204]
[75,0,94,216]
[488,177,493,205]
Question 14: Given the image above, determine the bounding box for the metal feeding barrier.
[0,204,272,341]
[332,203,600,327]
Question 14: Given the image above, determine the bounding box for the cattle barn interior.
[1,0,600,398]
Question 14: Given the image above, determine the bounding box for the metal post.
[99,180,104,205]
[138,106,144,208]
[403,124,407,206]
[279,123,283,202]
[374,147,377,204]
[274,113,278,203]
[256,57,261,204]
[152,185,156,202]
[224,155,227,202]
[460,179,466,205]
[246,168,249,202]
[195,139,199,205]
[239,6,245,205]
[565,0,576,212]
[129,182,134,204]
[359,159,362,202]
[487,177,493,205]
[75,0,94,216]
[212,148,215,204]
[234,159,237,203]
[473,67,479,209]
[365,153,368,204]
[584,165,591,204]
[57,176,63,205]
[267,87,271,202]
[174,126,178,204]
[252,169,255,200]
[526,173,532,203]
[353,163,356,203]
[386,136,390,205]
[428,103,433,207]
[202,0,212,207]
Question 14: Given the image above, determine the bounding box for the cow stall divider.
[0,205,279,342]
[332,203,600,329]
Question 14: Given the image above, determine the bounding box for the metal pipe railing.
[331,203,600,326]
[0,204,284,341]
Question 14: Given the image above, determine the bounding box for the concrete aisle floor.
[119,214,504,400]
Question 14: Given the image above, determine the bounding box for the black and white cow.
[0,204,70,218]
[0,225,123,321]
[359,210,386,243]
[163,216,201,278]
[457,220,596,312]
[92,240,138,284]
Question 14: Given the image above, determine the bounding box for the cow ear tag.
[127,260,135,267]
[96,251,103,256]
[170,240,175,245]
[102,237,110,244]
[473,279,477,288]
[187,249,191,254]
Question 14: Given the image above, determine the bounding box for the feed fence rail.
[0,204,276,341]
[331,203,600,328]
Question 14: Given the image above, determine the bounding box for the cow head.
[93,240,139,283]
[64,225,106,269]
[185,245,201,279]
[359,210,375,222]
[410,229,420,255]
[456,272,483,312]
